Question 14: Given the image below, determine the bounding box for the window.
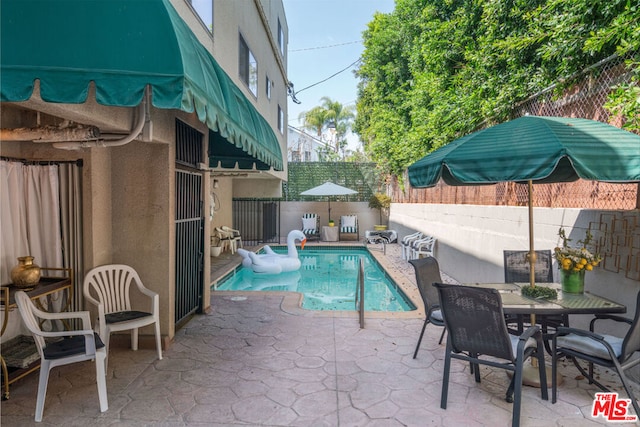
[277,18,285,57]
[265,75,271,100]
[189,0,213,33]
[239,34,258,97]
[278,105,284,133]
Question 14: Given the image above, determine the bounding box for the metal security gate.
[175,170,204,325]
[175,119,204,326]
[233,199,280,245]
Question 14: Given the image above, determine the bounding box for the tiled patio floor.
[1,243,638,425]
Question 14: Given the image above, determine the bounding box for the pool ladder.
[355,258,365,328]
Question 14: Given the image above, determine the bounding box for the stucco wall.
[279,201,379,242]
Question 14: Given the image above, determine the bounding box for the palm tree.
[300,98,355,154]
[300,107,327,137]
[320,97,355,152]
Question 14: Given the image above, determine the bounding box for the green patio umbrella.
[408,116,640,287]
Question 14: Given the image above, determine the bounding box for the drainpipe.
[53,89,150,150]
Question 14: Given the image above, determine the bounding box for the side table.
[321,226,339,242]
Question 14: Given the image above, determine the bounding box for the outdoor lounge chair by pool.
[339,215,358,241]
[301,213,320,241]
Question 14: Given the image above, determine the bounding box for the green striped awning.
[0,0,282,171]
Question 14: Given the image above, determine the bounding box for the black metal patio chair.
[408,257,445,358]
[434,283,548,427]
[504,249,568,352]
[551,289,640,417]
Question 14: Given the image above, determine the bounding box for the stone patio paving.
[1,243,638,426]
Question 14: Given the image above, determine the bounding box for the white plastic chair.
[411,236,436,260]
[14,291,108,422]
[83,264,162,367]
[214,227,236,253]
[400,231,423,260]
[221,225,243,252]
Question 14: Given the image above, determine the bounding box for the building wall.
[1,1,289,344]
[197,0,289,186]
[287,126,330,162]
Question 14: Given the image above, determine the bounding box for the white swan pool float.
[237,230,307,274]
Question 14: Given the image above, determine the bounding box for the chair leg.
[95,352,109,412]
[155,320,163,360]
[618,371,640,418]
[413,319,429,359]
[441,350,452,409]
[131,328,139,351]
[34,360,51,422]
[512,364,523,427]
[552,352,559,404]
[438,327,446,345]
[537,349,548,401]
[471,353,481,383]
[506,374,516,403]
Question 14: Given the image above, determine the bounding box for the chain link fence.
[391,54,639,210]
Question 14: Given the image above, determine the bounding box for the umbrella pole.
[528,180,536,289]
[526,180,540,375]
[523,179,562,386]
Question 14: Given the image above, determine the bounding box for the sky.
[282,0,396,151]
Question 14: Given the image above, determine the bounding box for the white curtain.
[0,160,62,284]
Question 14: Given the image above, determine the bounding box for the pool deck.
[2,242,638,425]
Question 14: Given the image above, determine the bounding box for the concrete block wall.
[390,204,639,315]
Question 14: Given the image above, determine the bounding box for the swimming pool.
[214,247,416,312]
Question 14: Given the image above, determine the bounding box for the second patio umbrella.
[408,115,640,287]
[300,181,358,223]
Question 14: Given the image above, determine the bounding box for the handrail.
[355,258,365,328]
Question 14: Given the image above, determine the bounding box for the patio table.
[465,282,627,316]
[464,282,627,388]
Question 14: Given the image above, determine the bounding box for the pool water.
[214,247,416,312]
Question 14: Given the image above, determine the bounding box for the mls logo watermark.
[591,392,638,422]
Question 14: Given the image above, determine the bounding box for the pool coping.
[210,242,425,320]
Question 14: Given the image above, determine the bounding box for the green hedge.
[283,162,382,202]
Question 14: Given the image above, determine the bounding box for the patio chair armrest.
[518,324,541,341]
[29,304,93,330]
[553,326,619,360]
[590,314,632,331]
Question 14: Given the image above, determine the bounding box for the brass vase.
[10,256,41,289]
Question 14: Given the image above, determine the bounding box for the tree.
[300,97,356,156]
[368,192,392,225]
[300,106,327,137]
[355,0,638,180]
